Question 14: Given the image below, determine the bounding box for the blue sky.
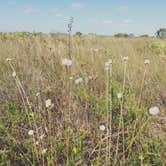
[0,0,166,35]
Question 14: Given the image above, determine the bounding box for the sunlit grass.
[0,32,165,165]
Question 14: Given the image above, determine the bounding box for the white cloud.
[103,20,113,24]
[123,19,132,24]
[24,6,33,14]
[71,3,86,10]
[117,6,129,12]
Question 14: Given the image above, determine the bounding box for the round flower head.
[39,134,45,140]
[149,106,159,115]
[36,92,40,97]
[117,93,123,99]
[144,59,150,65]
[93,48,99,52]
[12,71,16,78]
[99,124,106,131]
[41,148,47,155]
[28,130,34,136]
[75,78,83,85]
[69,76,73,80]
[62,58,72,67]
[45,99,52,108]
[6,58,12,62]
[105,59,112,71]
[123,56,129,62]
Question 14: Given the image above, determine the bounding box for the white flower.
[99,124,106,131]
[36,92,40,97]
[36,141,39,146]
[75,78,83,85]
[117,93,123,99]
[93,48,99,52]
[39,134,45,140]
[144,59,150,65]
[6,58,12,61]
[123,56,129,62]
[149,106,159,115]
[12,71,16,78]
[62,58,72,66]
[41,148,47,155]
[105,59,112,71]
[45,99,52,108]
[69,76,73,80]
[28,130,34,136]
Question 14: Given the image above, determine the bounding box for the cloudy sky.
[0,0,166,35]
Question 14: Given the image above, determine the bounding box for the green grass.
[0,32,165,165]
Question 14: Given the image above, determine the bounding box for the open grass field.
[0,32,166,165]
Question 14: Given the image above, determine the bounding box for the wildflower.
[28,130,34,136]
[36,141,39,146]
[41,148,47,155]
[75,78,83,85]
[39,134,45,140]
[72,147,77,154]
[93,48,99,52]
[123,56,129,62]
[45,99,52,108]
[36,92,40,97]
[99,124,106,131]
[149,106,159,115]
[105,59,112,70]
[62,58,72,67]
[144,59,150,65]
[69,76,73,80]
[12,71,16,78]
[117,93,123,99]
[6,58,12,61]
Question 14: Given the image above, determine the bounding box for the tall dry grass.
[0,32,166,165]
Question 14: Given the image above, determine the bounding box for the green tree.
[75,32,82,37]
[156,28,166,39]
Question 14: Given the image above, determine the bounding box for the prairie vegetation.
[0,32,166,165]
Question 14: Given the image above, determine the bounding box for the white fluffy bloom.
[75,78,83,84]
[105,59,112,71]
[36,92,40,97]
[117,93,123,99]
[149,106,159,115]
[99,124,106,131]
[36,141,39,146]
[45,99,52,108]
[93,48,99,52]
[6,58,12,61]
[41,148,47,155]
[69,76,73,80]
[12,71,16,78]
[28,130,34,136]
[144,59,150,65]
[123,56,129,62]
[39,134,45,140]
[62,58,72,66]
